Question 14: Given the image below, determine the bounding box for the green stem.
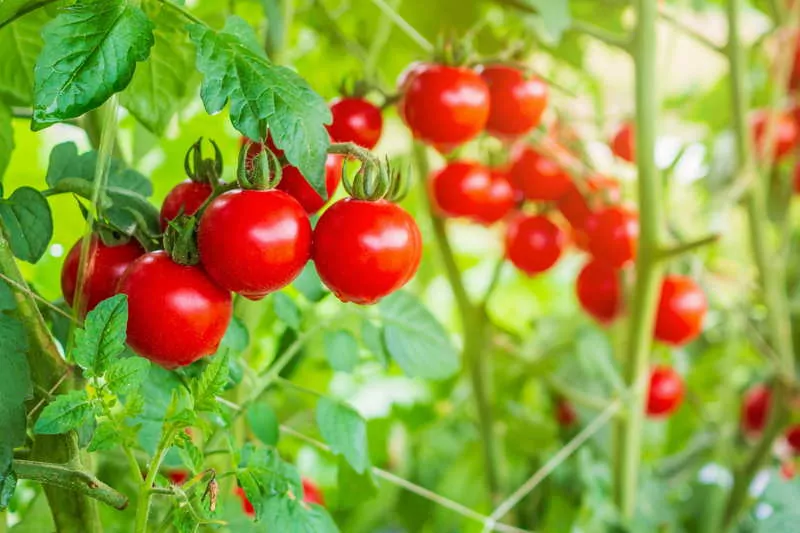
[658,234,720,261]
[366,0,434,53]
[612,0,663,520]
[134,428,177,533]
[13,460,128,510]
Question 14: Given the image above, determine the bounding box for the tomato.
[242,134,284,161]
[509,144,573,202]
[477,64,548,138]
[479,170,515,225]
[276,155,343,214]
[61,235,144,314]
[118,251,232,368]
[557,175,621,230]
[741,384,771,435]
[646,365,684,418]
[780,460,796,480]
[751,110,798,161]
[327,97,383,150]
[575,259,622,325]
[166,469,189,485]
[313,199,422,304]
[430,161,513,224]
[198,189,312,300]
[555,398,577,427]
[396,61,428,123]
[302,478,325,506]
[611,122,635,163]
[653,275,707,346]
[399,64,490,152]
[787,426,800,454]
[505,215,566,275]
[584,206,639,268]
[160,180,214,230]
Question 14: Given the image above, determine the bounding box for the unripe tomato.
[584,206,639,268]
[751,110,798,161]
[477,64,548,138]
[653,275,707,346]
[509,144,573,202]
[505,215,566,275]
[61,235,144,314]
[118,251,232,368]
[313,199,422,304]
[741,384,771,435]
[399,64,490,152]
[430,162,513,224]
[302,478,325,506]
[575,259,622,325]
[198,189,312,300]
[276,155,343,214]
[160,180,214,230]
[611,123,635,163]
[555,398,577,427]
[787,425,800,454]
[327,97,383,150]
[646,365,684,418]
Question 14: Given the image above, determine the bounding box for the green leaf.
[236,447,302,519]
[0,7,48,105]
[316,397,369,474]
[191,352,229,412]
[0,466,17,511]
[106,357,150,396]
[217,315,249,354]
[528,0,571,41]
[72,294,128,376]
[0,101,13,182]
[261,497,340,532]
[378,291,460,380]
[120,1,198,135]
[292,263,328,302]
[324,330,359,372]
[360,319,388,366]
[246,402,279,446]
[273,292,301,330]
[87,420,121,452]
[34,390,94,435]
[336,456,378,508]
[0,186,53,263]
[0,278,15,311]
[188,16,331,197]
[0,315,31,474]
[177,436,203,472]
[32,0,155,129]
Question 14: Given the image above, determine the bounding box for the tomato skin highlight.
[477,64,548,138]
[584,206,639,268]
[198,189,312,300]
[430,161,513,224]
[646,366,684,418]
[118,251,232,369]
[611,122,636,163]
[653,275,707,346]
[313,199,422,305]
[160,180,214,230]
[505,215,566,275]
[575,259,622,325]
[751,110,798,161]
[61,235,144,314]
[276,155,343,214]
[327,97,383,150]
[509,145,573,202]
[741,384,771,436]
[399,64,490,152]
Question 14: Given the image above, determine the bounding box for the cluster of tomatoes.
[741,385,800,466]
[60,96,422,369]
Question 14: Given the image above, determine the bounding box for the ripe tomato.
[302,478,325,506]
[751,110,798,161]
[584,206,639,268]
[557,175,621,230]
[118,251,232,368]
[741,384,771,435]
[430,162,513,224]
[166,469,189,485]
[235,486,255,516]
[646,365,684,418]
[396,61,428,123]
[399,64,490,152]
[611,122,636,163]
[480,170,516,225]
[61,235,144,314]
[555,398,577,427]
[653,275,707,346]
[477,64,548,138]
[198,189,312,300]
[505,215,566,275]
[276,155,343,214]
[575,259,622,325]
[160,180,214,230]
[787,425,800,454]
[327,97,383,150]
[509,144,573,202]
[242,134,284,160]
[313,199,422,304]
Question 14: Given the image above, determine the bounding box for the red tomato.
[751,110,798,161]
[584,206,639,268]
[235,486,255,516]
[505,215,566,275]
[509,144,573,202]
[611,123,636,163]
[242,134,284,160]
[557,175,621,230]
[477,64,548,138]
[480,170,515,225]
[160,180,214,230]
[653,275,707,346]
[166,469,189,485]
[399,64,490,152]
[575,259,622,325]
[646,365,684,418]
[118,251,232,368]
[61,235,144,314]
[313,199,422,304]
[327,97,383,150]
[741,384,771,435]
[198,189,312,300]
[396,61,428,123]
[555,398,577,427]
[787,426,800,454]
[430,162,513,224]
[302,478,325,506]
[276,155,343,214]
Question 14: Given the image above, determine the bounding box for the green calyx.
[184,137,223,185]
[236,140,282,190]
[432,33,474,67]
[163,215,200,266]
[341,156,408,203]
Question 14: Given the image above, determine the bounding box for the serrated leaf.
[246,402,279,446]
[237,447,302,520]
[173,504,197,533]
[106,357,150,396]
[0,186,53,263]
[273,292,301,330]
[88,420,122,452]
[0,7,48,105]
[177,438,203,472]
[324,330,359,372]
[32,0,155,129]
[0,466,17,511]
[262,497,339,532]
[34,390,94,435]
[336,456,378,508]
[379,291,459,380]
[0,101,13,182]
[188,16,331,197]
[360,319,388,366]
[316,398,369,474]
[191,352,229,412]
[73,294,128,375]
[0,315,31,474]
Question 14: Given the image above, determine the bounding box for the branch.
[658,7,726,55]
[657,234,720,261]
[14,460,128,510]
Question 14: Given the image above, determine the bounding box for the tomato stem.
[13,459,128,510]
[134,427,178,533]
[657,233,720,262]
